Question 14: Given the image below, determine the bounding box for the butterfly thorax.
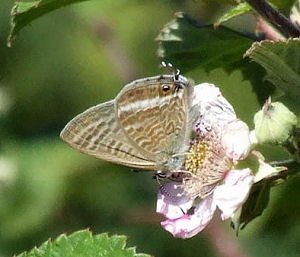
[159,154,185,171]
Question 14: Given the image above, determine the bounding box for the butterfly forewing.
[60,100,157,169]
[115,75,193,170]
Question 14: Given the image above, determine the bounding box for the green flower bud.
[254,98,297,144]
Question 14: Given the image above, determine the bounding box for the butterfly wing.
[60,100,157,170]
[115,75,193,170]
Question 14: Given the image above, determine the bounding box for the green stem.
[245,0,300,38]
[256,161,299,187]
[269,159,295,166]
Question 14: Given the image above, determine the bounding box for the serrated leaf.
[16,229,151,257]
[157,12,254,74]
[245,38,300,115]
[8,0,89,47]
[215,3,252,26]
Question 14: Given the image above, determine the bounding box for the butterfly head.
[160,61,184,85]
[158,73,191,96]
[159,80,186,96]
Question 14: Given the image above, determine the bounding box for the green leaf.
[245,38,300,115]
[231,164,296,232]
[157,12,254,74]
[8,0,89,47]
[16,229,150,257]
[268,0,295,14]
[213,0,295,26]
[231,180,271,233]
[202,0,237,5]
[215,2,252,26]
[157,12,274,126]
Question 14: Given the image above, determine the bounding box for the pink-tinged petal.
[156,182,194,219]
[221,119,251,162]
[214,169,254,220]
[161,194,216,239]
[192,83,236,132]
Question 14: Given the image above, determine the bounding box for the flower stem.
[269,160,299,181]
[245,0,300,38]
[269,159,295,166]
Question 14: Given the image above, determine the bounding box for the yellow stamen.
[185,141,209,174]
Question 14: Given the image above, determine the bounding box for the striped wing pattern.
[60,100,157,169]
[60,75,193,171]
[116,75,192,169]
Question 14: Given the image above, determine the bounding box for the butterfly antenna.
[161,61,180,80]
[174,67,180,80]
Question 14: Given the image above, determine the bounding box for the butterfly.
[60,74,197,172]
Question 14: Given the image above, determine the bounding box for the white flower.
[157,169,253,238]
[221,120,251,163]
[156,83,254,238]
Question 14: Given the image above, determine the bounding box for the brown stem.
[245,0,300,38]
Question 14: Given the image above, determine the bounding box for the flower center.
[185,141,209,174]
[181,130,232,199]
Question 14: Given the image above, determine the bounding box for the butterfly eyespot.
[161,84,171,95]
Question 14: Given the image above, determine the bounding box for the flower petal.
[156,182,194,219]
[214,168,254,220]
[193,83,236,132]
[161,194,216,239]
[221,119,251,162]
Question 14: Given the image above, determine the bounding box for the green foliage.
[0,139,100,238]
[16,229,150,257]
[7,0,89,47]
[268,0,296,13]
[157,12,273,126]
[157,12,254,73]
[214,2,252,26]
[213,0,296,27]
[232,164,296,232]
[202,0,237,5]
[1,0,300,257]
[231,181,271,233]
[245,38,300,115]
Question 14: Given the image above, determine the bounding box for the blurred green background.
[0,0,299,257]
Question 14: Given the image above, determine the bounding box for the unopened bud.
[254,98,297,144]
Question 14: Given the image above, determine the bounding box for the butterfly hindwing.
[60,100,157,170]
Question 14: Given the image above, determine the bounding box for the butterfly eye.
[161,84,171,95]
